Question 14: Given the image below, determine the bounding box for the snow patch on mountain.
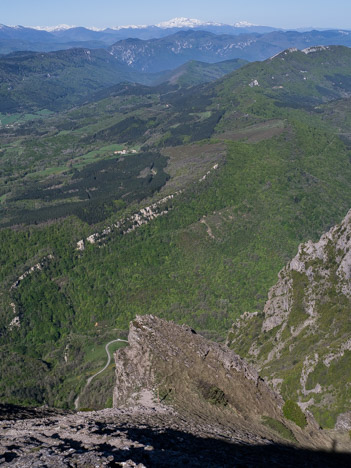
[156,17,222,29]
[108,24,149,31]
[234,21,257,28]
[1,19,269,34]
[31,24,76,32]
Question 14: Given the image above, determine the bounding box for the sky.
[1,0,351,30]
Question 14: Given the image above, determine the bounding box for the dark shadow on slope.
[1,415,350,467]
[49,423,350,468]
[0,403,70,420]
[114,426,351,468]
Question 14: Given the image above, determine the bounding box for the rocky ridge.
[113,315,348,451]
[113,315,283,422]
[227,209,351,428]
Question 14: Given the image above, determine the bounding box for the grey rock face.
[227,209,351,428]
[335,412,351,431]
[113,314,283,423]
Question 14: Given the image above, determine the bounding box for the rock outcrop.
[227,209,351,428]
[113,314,284,423]
[112,314,342,453]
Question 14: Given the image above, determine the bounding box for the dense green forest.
[1,46,351,412]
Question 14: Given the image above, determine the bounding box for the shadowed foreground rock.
[1,406,351,467]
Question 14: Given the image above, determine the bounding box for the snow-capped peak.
[233,21,257,28]
[2,25,26,30]
[108,24,148,31]
[32,24,76,32]
[156,17,222,29]
[86,26,108,32]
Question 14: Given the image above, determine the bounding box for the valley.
[1,16,351,464]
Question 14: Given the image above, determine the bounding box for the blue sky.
[1,0,351,29]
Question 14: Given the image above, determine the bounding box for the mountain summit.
[156,17,223,28]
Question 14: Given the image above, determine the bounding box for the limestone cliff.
[227,209,351,428]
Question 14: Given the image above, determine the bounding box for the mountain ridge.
[107,30,351,72]
[0,22,350,59]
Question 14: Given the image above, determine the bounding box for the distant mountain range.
[0,19,278,55]
[108,29,351,72]
[1,18,278,43]
[0,46,248,113]
[32,17,276,33]
[1,22,351,73]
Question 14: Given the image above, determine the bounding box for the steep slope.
[112,315,349,456]
[227,209,351,428]
[2,377,351,466]
[2,318,351,466]
[114,315,284,421]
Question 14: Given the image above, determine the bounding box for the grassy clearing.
[26,166,68,178]
[66,144,134,170]
[0,110,53,126]
[217,119,286,143]
[83,339,127,367]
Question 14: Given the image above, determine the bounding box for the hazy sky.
[1,0,351,29]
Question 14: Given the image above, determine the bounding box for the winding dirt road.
[75,338,128,410]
